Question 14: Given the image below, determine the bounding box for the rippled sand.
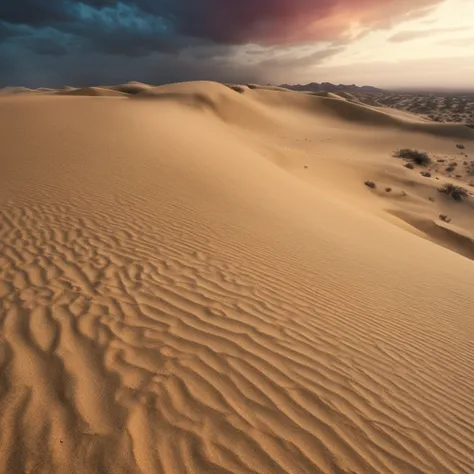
[0,81,473,473]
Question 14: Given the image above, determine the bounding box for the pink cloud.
[179,0,446,44]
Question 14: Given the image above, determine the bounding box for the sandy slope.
[0,81,474,474]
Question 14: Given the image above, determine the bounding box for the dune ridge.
[0,81,474,473]
[53,86,128,97]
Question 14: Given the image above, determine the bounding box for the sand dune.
[106,81,154,95]
[0,86,37,95]
[53,86,128,97]
[1,81,474,473]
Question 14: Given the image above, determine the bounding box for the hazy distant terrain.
[351,91,474,125]
[280,82,384,94]
[281,83,474,125]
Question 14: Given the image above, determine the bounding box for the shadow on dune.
[131,82,474,141]
[389,209,474,261]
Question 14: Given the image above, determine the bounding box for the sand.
[0,81,473,473]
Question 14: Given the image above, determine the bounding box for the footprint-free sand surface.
[1,81,473,473]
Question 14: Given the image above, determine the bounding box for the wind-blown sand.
[0,81,473,473]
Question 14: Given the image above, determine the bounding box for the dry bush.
[395,148,431,166]
[438,183,468,201]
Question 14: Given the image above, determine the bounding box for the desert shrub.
[438,183,468,201]
[247,84,258,89]
[456,144,465,149]
[439,214,452,223]
[446,166,455,173]
[420,171,431,177]
[395,148,431,166]
[404,163,415,169]
[437,159,446,163]
[385,187,392,193]
[364,180,376,189]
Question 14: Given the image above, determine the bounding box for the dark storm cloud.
[0,1,74,25]
[70,3,180,55]
[0,21,16,41]
[1,2,180,58]
[0,0,446,87]
[0,23,72,55]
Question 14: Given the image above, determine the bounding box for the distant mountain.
[280,82,385,93]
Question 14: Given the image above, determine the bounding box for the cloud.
[0,47,264,88]
[0,1,73,25]
[110,0,445,45]
[0,23,73,55]
[388,26,471,42]
[436,35,474,47]
[1,0,445,45]
[198,0,442,44]
[0,0,446,87]
[70,3,182,56]
[258,46,346,69]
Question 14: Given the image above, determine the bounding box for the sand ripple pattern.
[1,202,474,474]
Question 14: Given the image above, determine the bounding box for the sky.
[1,0,473,89]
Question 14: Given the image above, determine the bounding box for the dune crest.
[1,81,474,473]
[54,86,127,97]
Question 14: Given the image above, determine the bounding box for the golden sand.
[0,81,473,473]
